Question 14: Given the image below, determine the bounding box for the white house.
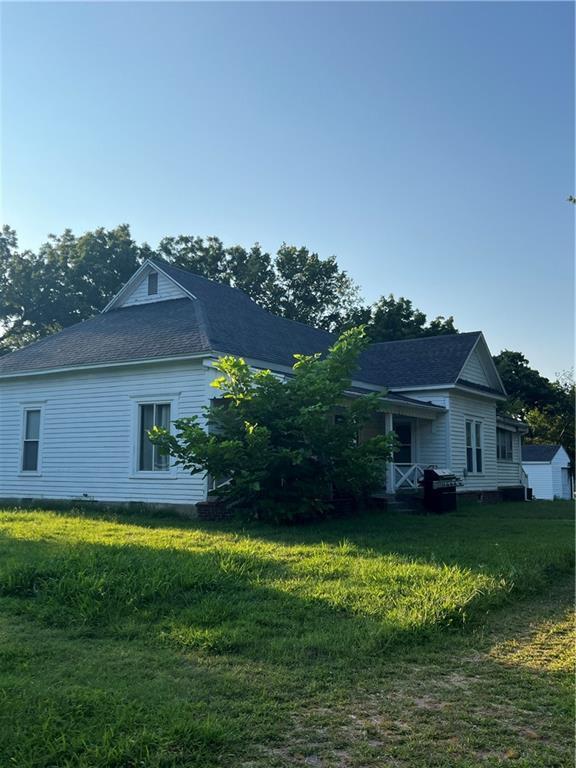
[0,258,528,512]
[522,444,573,500]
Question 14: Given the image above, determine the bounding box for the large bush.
[150,327,395,522]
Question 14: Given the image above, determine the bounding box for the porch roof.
[346,386,446,414]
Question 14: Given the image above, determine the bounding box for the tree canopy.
[494,351,574,470]
[361,295,457,343]
[0,224,142,354]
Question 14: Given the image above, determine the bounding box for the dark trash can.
[420,468,461,513]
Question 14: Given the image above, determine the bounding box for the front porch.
[363,404,447,496]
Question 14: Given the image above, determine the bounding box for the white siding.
[0,361,211,506]
[447,392,498,491]
[497,430,524,487]
[460,348,493,387]
[551,448,570,498]
[524,448,572,500]
[121,268,187,307]
[395,391,451,468]
[522,464,555,500]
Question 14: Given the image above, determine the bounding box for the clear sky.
[1,1,574,379]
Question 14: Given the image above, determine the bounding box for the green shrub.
[150,327,395,522]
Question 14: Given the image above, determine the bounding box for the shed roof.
[521,444,565,463]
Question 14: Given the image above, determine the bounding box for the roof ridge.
[190,295,212,351]
[367,331,482,348]
[150,256,336,339]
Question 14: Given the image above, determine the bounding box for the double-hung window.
[497,428,513,461]
[22,408,41,472]
[465,420,483,473]
[138,402,171,471]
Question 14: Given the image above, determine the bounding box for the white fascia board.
[102,259,197,312]
[454,383,507,401]
[344,390,444,413]
[387,384,454,393]
[0,352,213,380]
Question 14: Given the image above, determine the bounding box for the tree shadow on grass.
[0,530,483,661]
[0,526,573,768]
[19,502,575,594]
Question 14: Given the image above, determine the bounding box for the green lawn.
[0,501,573,767]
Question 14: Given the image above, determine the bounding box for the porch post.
[384,412,395,494]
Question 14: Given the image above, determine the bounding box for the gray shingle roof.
[357,333,482,388]
[0,299,210,374]
[521,444,563,462]
[154,260,337,366]
[0,259,485,392]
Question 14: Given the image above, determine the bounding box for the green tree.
[158,237,360,330]
[150,327,396,522]
[525,372,575,471]
[157,235,277,308]
[356,294,457,343]
[271,244,361,331]
[493,350,556,416]
[494,351,574,472]
[0,224,142,354]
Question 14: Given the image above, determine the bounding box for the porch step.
[384,495,425,515]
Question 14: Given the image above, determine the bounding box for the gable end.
[458,334,506,395]
[103,260,193,311]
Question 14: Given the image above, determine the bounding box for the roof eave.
[454,382,507,401]
[496,415,529,433]
[0,351,214,380]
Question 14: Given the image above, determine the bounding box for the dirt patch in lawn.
[244,577,575,768]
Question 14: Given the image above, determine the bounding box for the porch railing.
[393,463,425,491]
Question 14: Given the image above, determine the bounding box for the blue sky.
[1,1,573,379]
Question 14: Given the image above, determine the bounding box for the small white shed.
[522,444,573,500]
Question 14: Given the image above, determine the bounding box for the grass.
[0,500,573,767]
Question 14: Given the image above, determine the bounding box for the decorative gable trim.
[103,259,197,312]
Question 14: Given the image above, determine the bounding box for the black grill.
[420,468,462,513]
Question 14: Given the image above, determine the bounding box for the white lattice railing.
[393,463,425,491]
[207,475,232,493]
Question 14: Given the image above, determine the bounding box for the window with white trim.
[497,428,513,461]
[22,408,41,472]
[465,420,483,473]
[138,402,170,471]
